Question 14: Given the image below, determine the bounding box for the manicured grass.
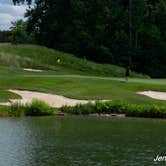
[0,67,165,106]
[0,90,20,102]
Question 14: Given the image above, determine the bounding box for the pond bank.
[60,101,166,119]
[1,100,166,119]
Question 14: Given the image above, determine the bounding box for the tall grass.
[9,102,25,117]
[0,44,146,77]
[24,99,54,116]
[7,100,166,118]
[60,101,166,118]
[9,99,54,117]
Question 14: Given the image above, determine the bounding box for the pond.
[0,116,165,166]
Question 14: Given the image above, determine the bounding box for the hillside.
[0,43,145,78]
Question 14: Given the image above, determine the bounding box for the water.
[0,116,165,166]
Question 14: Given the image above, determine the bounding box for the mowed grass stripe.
[0,73,166,106]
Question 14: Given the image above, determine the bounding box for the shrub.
[9,100,53,117]
[60,101,166,118]
[25,99,53,116]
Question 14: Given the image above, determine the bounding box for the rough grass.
[0,44,146,77]
[9,99,54,117]
[0,106,10,117]
[9,102,25,117]
[25,99,54,116]
[60,101,166,118]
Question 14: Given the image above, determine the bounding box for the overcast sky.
[0,0,28,30]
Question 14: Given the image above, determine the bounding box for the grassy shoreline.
[1,100,166,119]
[60,102,166,119]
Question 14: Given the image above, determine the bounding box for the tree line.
[0,31,11,42]
[13,0,166,77]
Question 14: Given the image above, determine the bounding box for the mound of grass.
[60,101,166,118]
[9,99,54,117]
[0,44,146,77]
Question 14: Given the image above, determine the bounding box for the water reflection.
[0,117,165,166]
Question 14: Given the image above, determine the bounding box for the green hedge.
[60,101,166,118]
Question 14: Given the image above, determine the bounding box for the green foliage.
[11,101,164,118]
[0,106,11,117]
[9,102,25,117]
[0,31,11,42]
[9,100,53,117]
[60,101,166,118]
[12,0,31,5]
[0,44,145,77]
[19,0,166,77]
[10,20,35,44]
[25,99,53,116]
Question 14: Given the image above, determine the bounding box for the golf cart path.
[137,91,166,101]
[0,90,108,108]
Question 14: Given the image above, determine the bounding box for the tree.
[10,19,34,44]
[12,0,32,5]
[0,31,12,42]
[12,0,166,77]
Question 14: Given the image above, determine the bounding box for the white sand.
[23,68,43,72]
[0,90,109,108]
[137,91,166,101]
[0,102,11,106]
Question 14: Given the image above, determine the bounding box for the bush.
[25,99,53,116]
[9,99,54,117]
[60,101,166,118]
[11,20,35,44]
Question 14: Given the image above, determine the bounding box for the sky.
[0,0,28,30]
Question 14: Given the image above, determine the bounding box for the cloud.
[0,13,14,30]
[0,3,27,16]
[0,2,27,30]
[0,0,11,4]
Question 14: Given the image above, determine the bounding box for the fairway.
[0,66,166,107]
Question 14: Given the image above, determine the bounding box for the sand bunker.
[137,91,166,101]
[23,68,43,72]
[0,90,108,108]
